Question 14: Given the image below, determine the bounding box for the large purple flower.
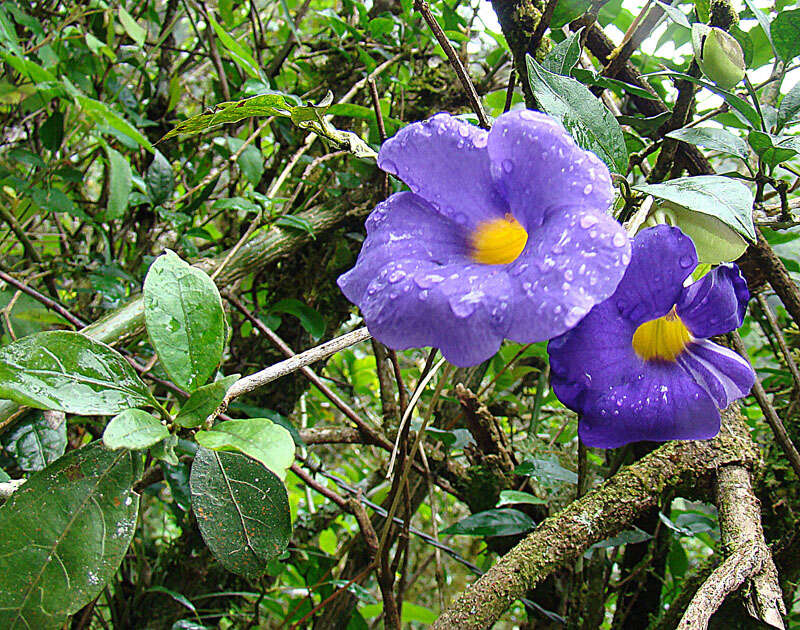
[548,225,755,448]
[337,110,631,366]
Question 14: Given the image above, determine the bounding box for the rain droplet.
[564,269,574,281]
[520,110,537,120]
[583,184,593,195]
[458,125,470,138]
[580,214,598,229]
[473,132,488,148]
[679,255,694,269]
[381,159,398,175]
[612,232,627,248]
[502,159,514,173]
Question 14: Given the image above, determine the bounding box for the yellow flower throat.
[632,308,691,362]
[469,214,528,265]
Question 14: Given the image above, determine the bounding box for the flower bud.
[692,24,746,90]
[641,200,747,265]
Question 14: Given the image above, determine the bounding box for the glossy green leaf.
[541,28,582,76]
[174,375,240,428]
[590,526,652,548]
[146,150,174,205]
[526,55,628,174]
[440,508,536,537]
[190,448,291,579]
[269,298,325,340]
[654,0,690,28]
[103,409,169,450]
[39,110,63,151]
[772,10,800,61]
[75,95,154,152]
[515,457,578,484]
[206,13,260,79]
[106,145,132,219]
[151,434,179,466]
[0,331,155,415]
[0,442,140,629]
[777,80,800,131]
[2,411,66,471]
[117,6,146,47]
[143,250,225,391]
[633,175,756,243]
[195,418,295,481]
[227,138,264,186]
[275,214,316,236]
[665,126,750,161]
[742,0,776,55]
[645,70,760,128]
[496,490,547,507]
[748,130,800,167]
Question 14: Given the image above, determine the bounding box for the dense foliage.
[1,0,800,628]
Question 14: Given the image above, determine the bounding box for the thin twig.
[757,293,800,393]
[413,0,490,129]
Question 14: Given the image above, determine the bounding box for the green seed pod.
[692,24,746,90]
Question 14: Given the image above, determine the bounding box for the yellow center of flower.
[469,214,528,265]
[632,308,692,362]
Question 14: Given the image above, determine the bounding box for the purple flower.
[548,225,755,448]
[337,111,631,366]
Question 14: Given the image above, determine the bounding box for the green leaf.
[665,126,750,161]
[151,434,179,466]
[190,448,291,579]
[777,80,800,131]
[143,250,225,391]
[742,0,776,56]
[541,28,582,76]
[654,0,690,28]
[440,508,536,537]
[174,375,240,428]
[0,469,9,483]
[117,6,146,47]
[227,138,264,186]
[590,526,652,548]
[146,150,174,205]
[748,130,800,167]
[644,71,760,128]
[634,175,756,243]
[269,298,325,340]
[0,442,140,629]
[0,331,155,415]
[160,94,376,160]
[103,409,169,450]
[496,489,547,507]
[275,214,316,237]
[195,418,294,481]
[206,13,260,79]
[526,55,628,174]
[106,146,132,219]
[772,10,800,61]
[515,457,578,484]
[75,96,154,152]
[2,411,66,471]
[39,110,63,152]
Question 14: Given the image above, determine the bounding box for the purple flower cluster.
[338,111,755,448]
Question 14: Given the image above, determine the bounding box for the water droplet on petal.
[583,184,593,195]
[613,232,627,248]
[502,159,514,173]
[458,125,470,138]
[381,159,398,175]
[473,132,488,148]
[564,269,574,281]
[520,110,537,121]
[580,214,598,229]
[679,255,694,269]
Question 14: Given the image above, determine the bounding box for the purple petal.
[487,110,614,232]
[676,264,749,338]
[337,192,468,304]
[579,361,720,448]
[614,226,697,326]
[358,259,513,366]
[676,339,755,408]
[548,299,639,410]
[378,113,508,229]
[505,205,630,343]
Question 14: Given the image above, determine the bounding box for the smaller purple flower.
[338,110,631,366]
[548,225,755,448]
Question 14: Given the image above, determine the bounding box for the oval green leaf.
[174,374,240,428]
[0,330,155,415]
[1,410,66,471]
[190,448,291,579]
[633,175,756,243]
[195,418,295,481]
[440,508,536,537]
[0,442,140,629]
[526,55,628,174]
[103,409,169,450]
[143,250,225,391]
